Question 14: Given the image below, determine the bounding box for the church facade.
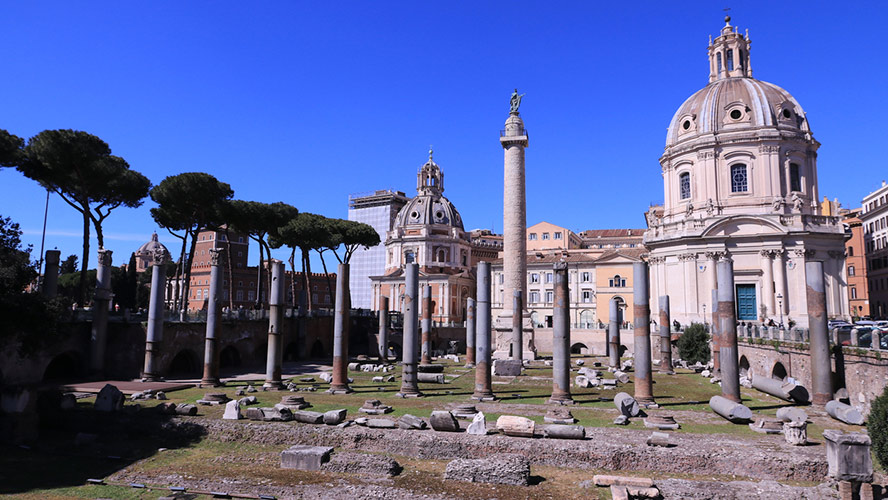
[643,17,849,329]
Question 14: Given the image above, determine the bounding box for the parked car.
[846,327,875,347]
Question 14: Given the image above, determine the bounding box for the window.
[581,272,590,282]
[727,49,734,71]
[325,294,331,303]
[236,290,244,301]
[851,287,858,299]
[530,273,540,284]
[248,290,255,301]
[545,291,553,303]
[238,237,244,243]
[554,232,562,240]
[529,233,537,240]
[849,265,855,276]
[204,288,208,299]
[582,290,592,303]
[542,233,550,240]
[609,275,626,287]
[731,164,748,193]
[717,52,722,72]
[790,163,801,192]
[498,274,504,284]
[545,272,553,284]
[679,172,691,200]
[312,293,318,303]
[529,291,540,303]
[848,246,854,257]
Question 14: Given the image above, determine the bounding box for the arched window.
[849,265,855,276]
[727,49,734,71]
[730,164,748,193]
[679,172,691,200]
[717,53,722,72]
[790,163,801,192]
[609,275,625,287]
[738,49,744,70]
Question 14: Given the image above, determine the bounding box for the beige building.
[644,17,849,328]
[862,181,888,318]
[526,221,582,251]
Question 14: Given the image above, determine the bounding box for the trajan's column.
[495,89,535,360]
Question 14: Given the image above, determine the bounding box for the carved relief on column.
[208,248,224,266]
[151,248,168,267]
[97,249,113,267]
[677,252,698,262]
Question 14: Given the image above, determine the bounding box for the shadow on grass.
[0,406,205,495]
[656,400,709,408]
[746,402,798,411]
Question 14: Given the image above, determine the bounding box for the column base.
[636,398,658,408]
[263,381,286,390]
[326,385,353,395]
[547,397,575,405]
[812,393,832,406]
[198,379,222,388]
[658,369,676,375]
[140,375,165,383]
[396,391,424,398]
[472,392,497,401]
[464,363,476,369]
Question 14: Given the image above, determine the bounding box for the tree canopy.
[18,130,151,303]
[327,218,380,264]
[0,129,24,168]
[0,215,37,298]
[271,212,329,309]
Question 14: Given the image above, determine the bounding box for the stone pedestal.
[492,312,536,360]
[824,429,873,482]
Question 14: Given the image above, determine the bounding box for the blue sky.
[1,2,886,270]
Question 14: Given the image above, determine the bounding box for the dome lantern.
[708,17,752,82]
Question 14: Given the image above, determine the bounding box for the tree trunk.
[318,251,335,309]
[254,236,263,308]
[288,248,298,308]
[263,240,273,308]
[79,208,90,306]
[182,231,198,318]
[301,248,312,311]
[173,237,186,313]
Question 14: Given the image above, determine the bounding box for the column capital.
[97,248,113,267]
[678,252,698,262]
[705,251,725,261]
[151,248,168,266]
[208,247,225,266]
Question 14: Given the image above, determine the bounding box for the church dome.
[664,17,812,149]
[393,150,465,231]
[136,232,170,259]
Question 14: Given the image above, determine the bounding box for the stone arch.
[219,345,241,369]
[771,361,788,381]
[579,310,594,328]
[739,355,750,377]
[309,339,325,359]
[570,342,588,355]
[168,349,200,378]
[43,350,84,382]
[284,342,300,362]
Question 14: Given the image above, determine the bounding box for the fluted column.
[264,260,285,389]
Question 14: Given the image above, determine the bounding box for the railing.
[499,128,528,138]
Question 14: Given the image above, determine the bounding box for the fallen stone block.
[575,359,585,366]
[397,414,427,430]
[541,424,585,440]
[592,475,655,488]
[280,445,333,471]
[784,421,808,445]
[495,415,534,437]
[319,372,333,383]
[417,373,445,384]
[354,417,369,426]
[826,400,865,425]
[430,410,460,432]
[646,431,672,447]
[197,393,230,406]
[358,399,392,415]
[575,375,593,388]
[749,418,783,434]
[290,410,324,424]
[709,395,752,423]
[322,451,402,477]
[249,406,293,422]
[824,429,873,482]
[222,400,241,420]
[155,391,167,400]
[366,419,397,429]
[466,412,487,435]
[544,407,576,424]
[613,371,630,384]
[776,407,808,423]
[627,486,661,499]
[751,375,809,403]
[238,396,258,406]
[444,454,530,486]
[614,392,640,417]
[323,409,347,425]
[246,385,257,393]
[493,359,522,376]
[95,384,124,412]
[613,415,629,425]
[417,364,444,373]
[371,376,384,383]
[452,404,478,419]
[384,375,396,383]
[347,362,361,371]
[175,403,197,416]
[611,485,629,500]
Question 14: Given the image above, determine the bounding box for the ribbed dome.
[394,193,464,230]
[136,233,170,258]
[665,77,811,148]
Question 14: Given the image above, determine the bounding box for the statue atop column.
[510,88,525,114]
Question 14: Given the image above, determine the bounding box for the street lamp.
[776,293,785,330]
[702,303,707,327]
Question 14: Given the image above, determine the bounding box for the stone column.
[633,262,654,404]
[774,249,788,316]
[89,249,113,374]
[378,296,389,360]
[142,249,168,382]
[42,250,60,298]
[200,248,223,387]
[473,261,495,401]
[659,295,673,374]
[511,291,524,362]
[328,263,353,394]
[711,288,720,375]
[549,262,572,404]
[465,297,476,367]
[500,109,529,319]
[761,250,775,317]
[398,263,422,397]
[706,252,719,315]
[717,258,740,402]
[264,260,285,389]
[807,261,833,405]
[608,297,621,368]
[421,285,433,365]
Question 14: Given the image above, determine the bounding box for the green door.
[736,284,757,321]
